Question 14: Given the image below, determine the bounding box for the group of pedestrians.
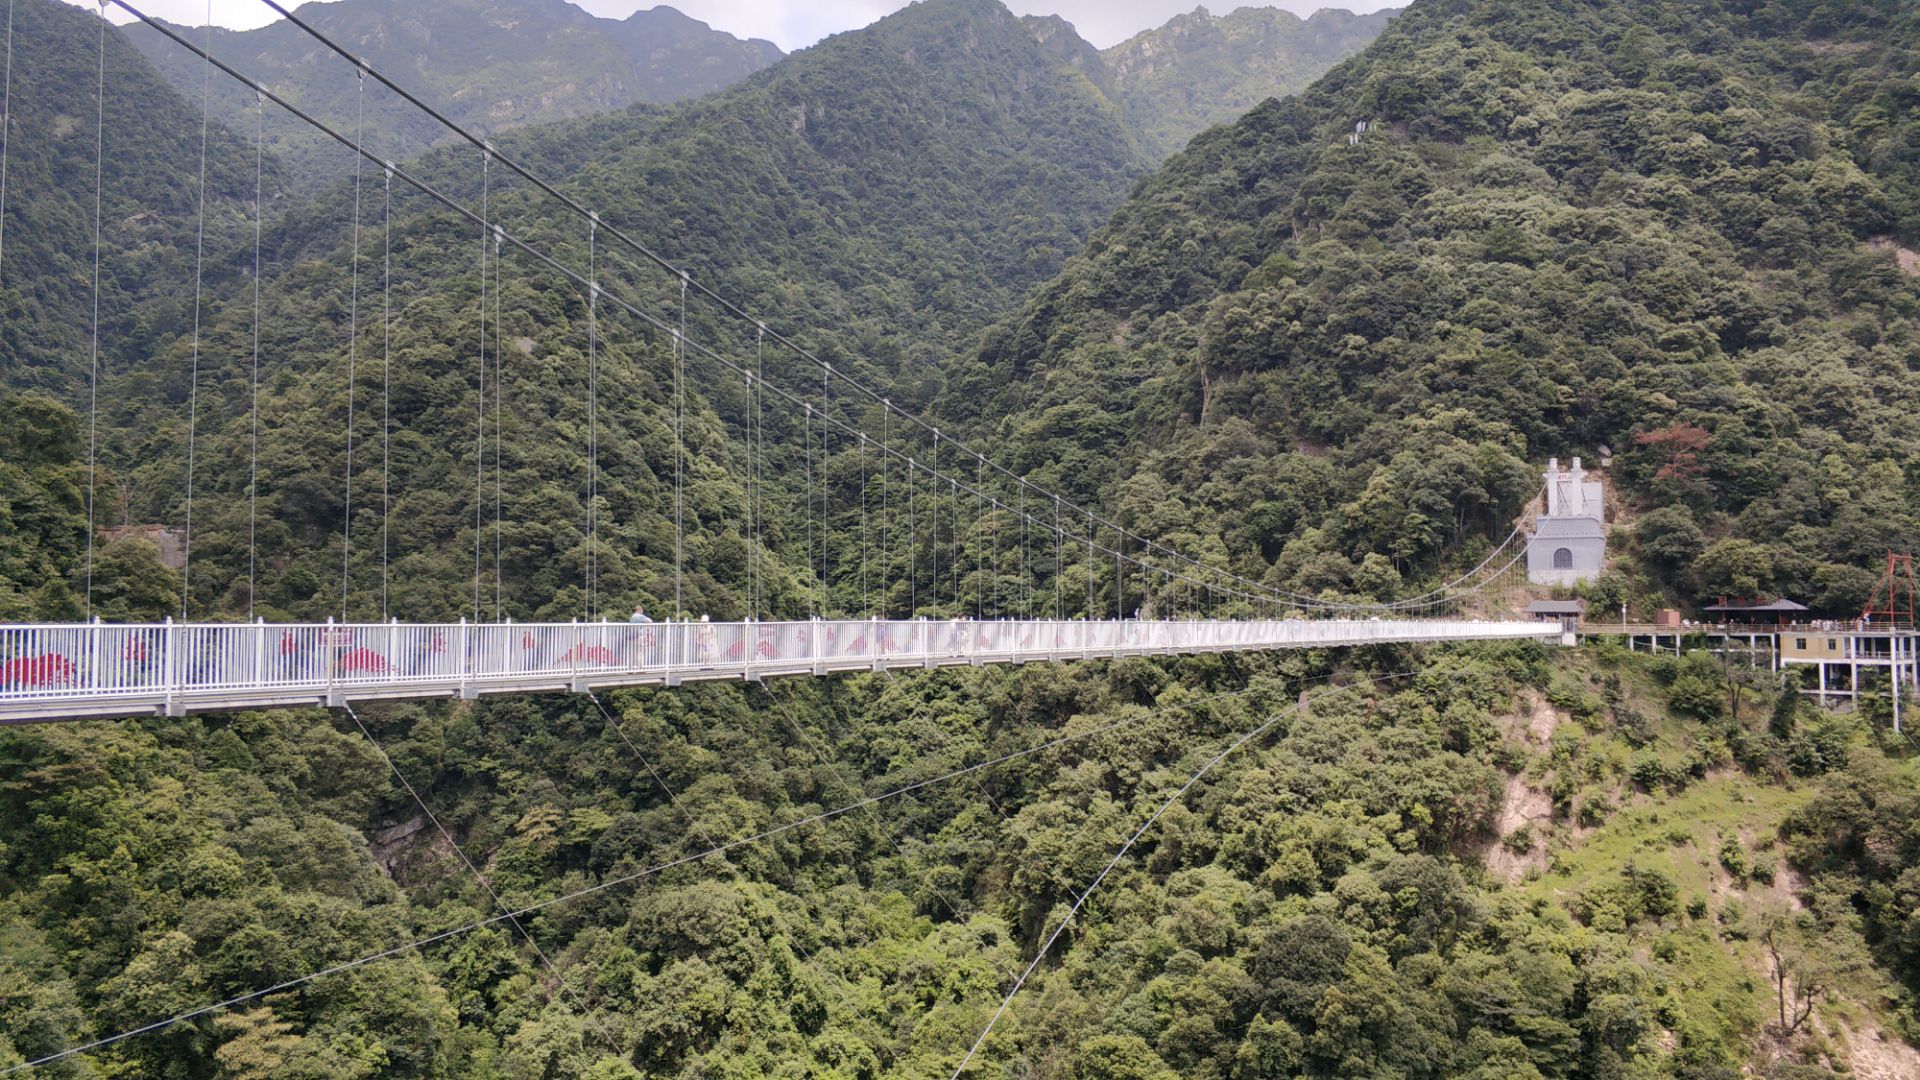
[627,604,721,663]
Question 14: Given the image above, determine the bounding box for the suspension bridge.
[0,0,1566,727]
[0,615,1562,721]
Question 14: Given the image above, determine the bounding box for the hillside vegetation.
[4,619,1918,1077]
[4,0,1920,1076]
[945,0,1920,616]
[4,0,1153,623]
[0,0,272,397]
[129,0,783,189]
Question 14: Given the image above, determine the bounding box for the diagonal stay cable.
[947,671,1414,1078]
[336,704,624,1056]
[4,672,1307,1074]
[585,690,706,850]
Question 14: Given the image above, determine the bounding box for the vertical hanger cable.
[83,4,106,619]
[181,1,214,620]
[247,92,265,619]
[339,67,364,621]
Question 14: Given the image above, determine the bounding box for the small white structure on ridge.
[1527,456,1606,585]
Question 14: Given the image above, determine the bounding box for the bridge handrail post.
[89,617,102,696]
[458,618,472,697]
[325,616,337,705]
[255,617,266,688]
[163,616,179,714]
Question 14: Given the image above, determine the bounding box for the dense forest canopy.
[943,0,1920,617]
[4,0,1162,623]
[0,0,272,397]
[4,0,1920,1077]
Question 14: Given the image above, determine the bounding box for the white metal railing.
[0,617,1561,721]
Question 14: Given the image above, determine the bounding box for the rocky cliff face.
[1100,5,1398,158]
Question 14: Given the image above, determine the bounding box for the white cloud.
[70,0,1401,53]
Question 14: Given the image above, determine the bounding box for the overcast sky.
[77,0,1400,51]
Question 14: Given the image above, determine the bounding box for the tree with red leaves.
[1636,424,1710,481]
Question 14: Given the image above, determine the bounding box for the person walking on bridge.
[626,604,655,667]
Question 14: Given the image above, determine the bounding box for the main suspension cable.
[239,0,1292,612]
[241,0,1549,614]
[0,0,13,276]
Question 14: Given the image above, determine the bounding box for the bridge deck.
[0,617,1561,722]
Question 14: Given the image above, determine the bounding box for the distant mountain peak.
[126,0,783,189]
[1099,3,1398,158]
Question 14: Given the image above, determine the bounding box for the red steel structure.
[1861,553,1919,627]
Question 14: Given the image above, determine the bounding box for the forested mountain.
[1102,5,1399,159]
[55,0,1151,623]
[128,0,783,189]
[0,0,275,396]
[946,0,1920,618]
[9,1,1920,1077]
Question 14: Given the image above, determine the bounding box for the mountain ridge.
[1099,4,1400,158]
[944,0,1920,604]
[126,0,783,188]
[101,0,1155,621]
